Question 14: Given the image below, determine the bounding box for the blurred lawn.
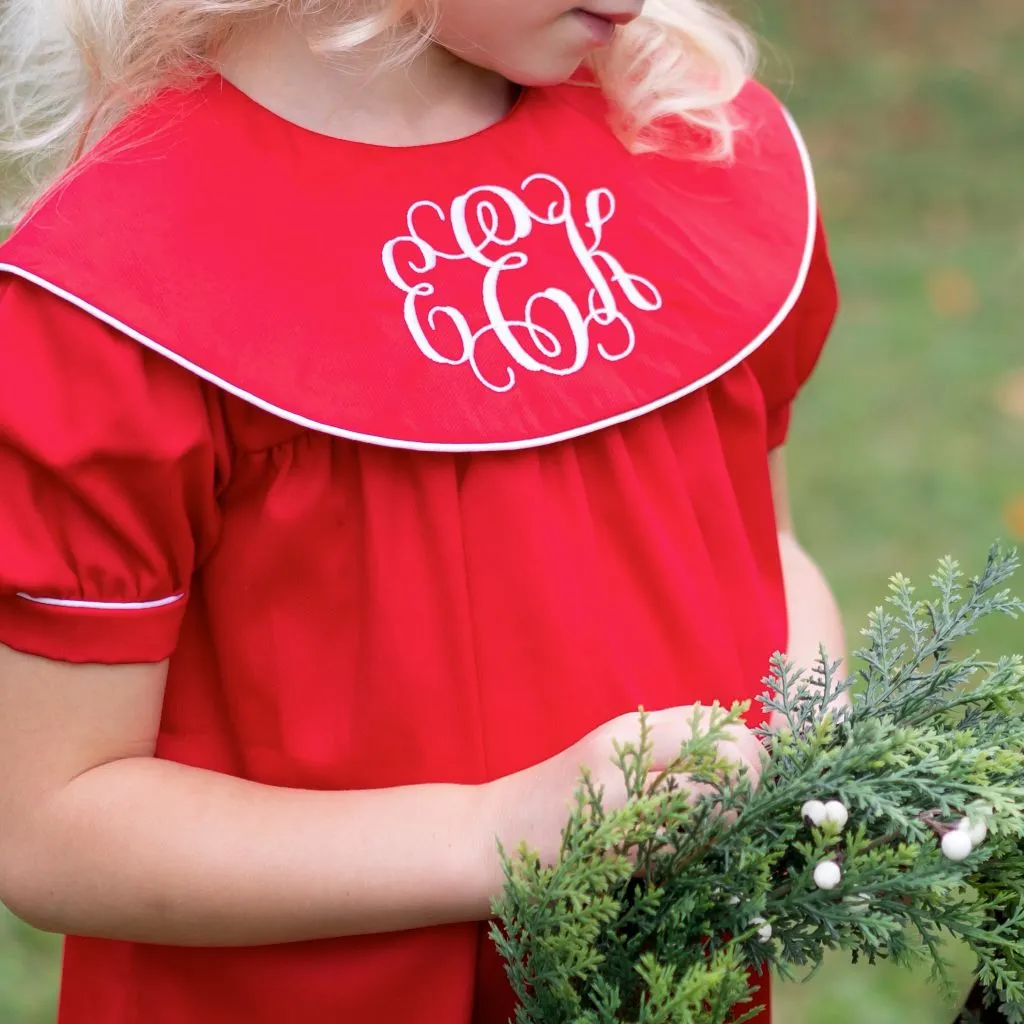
[751,1,1024,1021]
[1,1,1023,1021]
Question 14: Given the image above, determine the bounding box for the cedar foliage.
[492,546,1024,1024]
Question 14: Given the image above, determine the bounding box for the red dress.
[0,75,837,1024]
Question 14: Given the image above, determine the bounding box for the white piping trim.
[0,111,817,454]
[15,592,186,610]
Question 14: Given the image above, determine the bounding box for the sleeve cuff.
[0,592,187,664]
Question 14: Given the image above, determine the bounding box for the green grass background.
[752,1,1024,1020]
[1,0,1022,1020]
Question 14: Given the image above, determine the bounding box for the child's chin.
[502,55,586,89]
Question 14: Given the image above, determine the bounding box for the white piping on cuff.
[0,110,817,453]
[15,592,186,610]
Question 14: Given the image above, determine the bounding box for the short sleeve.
[748,213,840,451]
[0,278,223,664]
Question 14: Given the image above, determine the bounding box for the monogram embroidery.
[382,174,663,392]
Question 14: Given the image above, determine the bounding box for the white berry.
[813,860,842,890]
[823,800,849,830]
[942,829,973,862]
[751,916,773,942]
[801,800,827,826]
[958,816,988,847]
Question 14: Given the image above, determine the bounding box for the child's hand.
[483,707,766,871]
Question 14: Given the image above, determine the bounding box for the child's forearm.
[778,530,849,696]
[4,757,501,946]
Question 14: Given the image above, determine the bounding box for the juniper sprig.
[492,546,1024,1024]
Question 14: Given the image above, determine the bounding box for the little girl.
[0,1,846,1021]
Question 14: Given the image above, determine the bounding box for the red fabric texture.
[1,76,814,450]
[0,282,224,662]
[747,215,838,450]
[0,73,838,1024]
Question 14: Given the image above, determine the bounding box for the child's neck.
[216,16,520,147]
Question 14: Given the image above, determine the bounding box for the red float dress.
[0,73,837,1024]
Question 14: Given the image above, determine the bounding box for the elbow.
[0,833,65,934]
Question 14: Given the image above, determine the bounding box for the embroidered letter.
[382,175,662,392]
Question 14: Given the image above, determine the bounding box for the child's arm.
[0,644,764,947]
[0,644,496,945]
[769,450,849,701]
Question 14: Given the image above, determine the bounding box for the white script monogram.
[381,174,663,392]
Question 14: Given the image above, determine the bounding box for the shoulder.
[0,76,286,378]
[546,75,816,244]
[631,76,818,296]
[0,275,214,433]
[1,77,260,263]
[549,74,809,164]
[733,78,800,126]
[731,79,814,175]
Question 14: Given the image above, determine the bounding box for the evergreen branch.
[493,546,1024,1024]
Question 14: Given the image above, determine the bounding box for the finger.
[725,742,764,788]
[642,710,763,785]
[641,772,741,830]
[642,707,706,770]
[722,725,768,775]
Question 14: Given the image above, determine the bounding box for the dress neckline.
[211,73,535,154]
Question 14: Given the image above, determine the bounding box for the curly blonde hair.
[0,0,756,226]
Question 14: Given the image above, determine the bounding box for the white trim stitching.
[0,111,817,454]
[15,592,186,610]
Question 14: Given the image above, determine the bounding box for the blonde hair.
[0,0,756,226]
